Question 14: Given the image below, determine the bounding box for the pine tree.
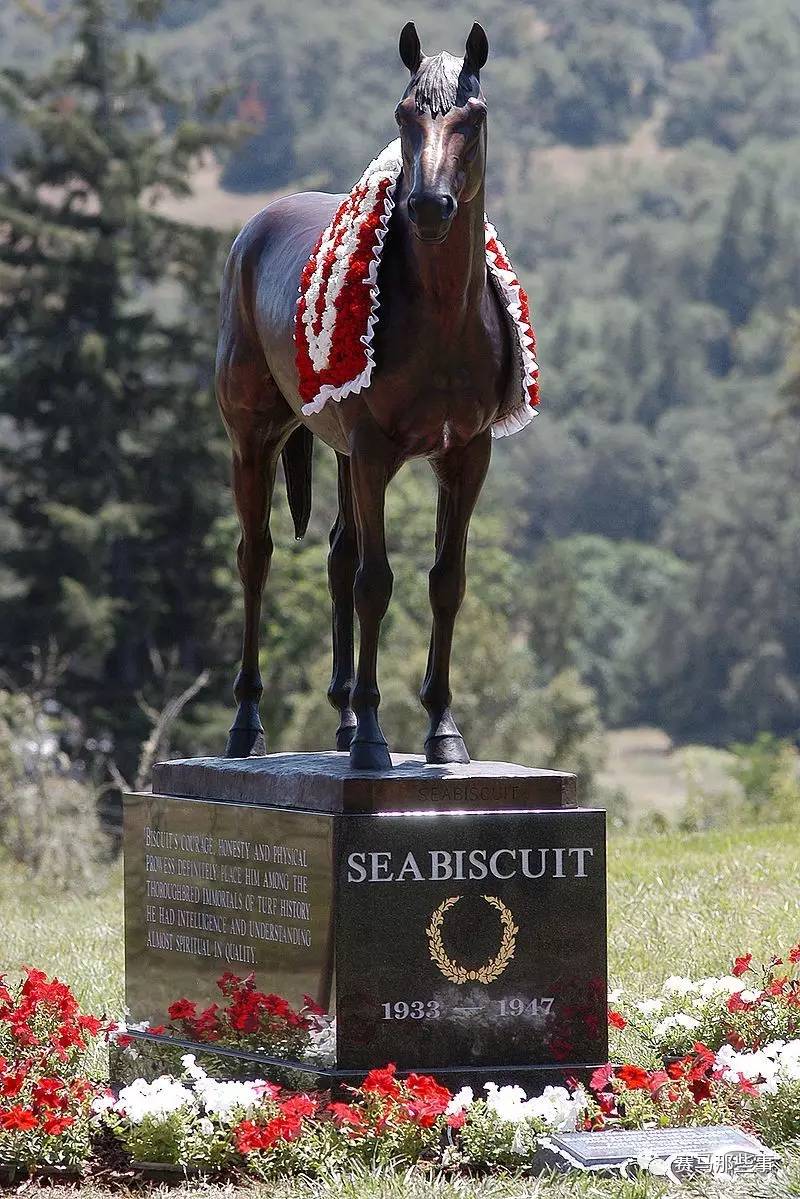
[0,0,231,771]
[707,174,757,326]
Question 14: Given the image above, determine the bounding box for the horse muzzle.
[407,191,457,243]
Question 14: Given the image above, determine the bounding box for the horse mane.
[409,52,479,118]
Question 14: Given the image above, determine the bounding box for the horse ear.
[464,22,489,74]
[399,22,422,74]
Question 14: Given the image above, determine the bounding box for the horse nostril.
[408,193,456,229]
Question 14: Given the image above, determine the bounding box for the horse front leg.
[421,430,492,764]
[225,427,286,758]
[327,452,358,750]
[349,423,396,771]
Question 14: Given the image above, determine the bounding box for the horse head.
[396,21,489,244]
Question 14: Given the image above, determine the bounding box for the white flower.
[446,1087,474,1116]
[484,1083,528,1123]
[740,989,762,1003]
[608,989,623,1004]
[483,1083,586,1132]
[715,1046,780,1095]
[115,1076,196,1124]
[637,999,664,1017]
[304,1018,336,1065]
[525,1086,587,1132]
[776,1040,800,1082]
[653,1014,700,1039]
[181,1054,204,1081]
[198,1118,215,1137]
[706,976,747,996]
[661,976,696,996]
[91,1094,115,1116]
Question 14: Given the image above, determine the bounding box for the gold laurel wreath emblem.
[426,895,518,985]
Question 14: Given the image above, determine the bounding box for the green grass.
[2,823,800,1196]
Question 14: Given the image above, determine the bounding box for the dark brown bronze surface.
[216,24,520,770]
[152,753,577,813]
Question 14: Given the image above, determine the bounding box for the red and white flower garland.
[295,139,540,438]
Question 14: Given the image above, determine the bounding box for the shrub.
[0,691,105,889]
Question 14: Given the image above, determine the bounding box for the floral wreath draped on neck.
[294,139,540,438]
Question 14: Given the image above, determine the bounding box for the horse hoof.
[349,740,393,771]
[336,724,356,751]
[425,734,470,765]
[225,728,266,758]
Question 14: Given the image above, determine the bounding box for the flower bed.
[1,951,800,1181]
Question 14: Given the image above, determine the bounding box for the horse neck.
[397,179,486,331]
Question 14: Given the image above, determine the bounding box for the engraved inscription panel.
[123,793,334,1040]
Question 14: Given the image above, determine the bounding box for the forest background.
[1,0,799,844]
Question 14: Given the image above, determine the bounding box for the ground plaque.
[538,1127,780,1181]
[122,752,607,1089]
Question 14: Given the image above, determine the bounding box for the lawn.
[2,822,800,1197]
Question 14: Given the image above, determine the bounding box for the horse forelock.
[406,51,481,118]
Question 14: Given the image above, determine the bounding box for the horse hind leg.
[327,453,357,750]
[218,354,295,757]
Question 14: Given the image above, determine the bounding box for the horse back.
[217,192,348,450]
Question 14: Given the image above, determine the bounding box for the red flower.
[732,954,753,978]
[0,1106,38,1131]
[33,1077,63,1105]
[647,1069,671,1097]
[42,1115,74,1135]
[302,994,327,1017]
[281,1094,316,1119]
[149,1025,165,1036]
[1,1070,27,1097]
[260,1112,302,1148]
[616,1065,650,1091]
[446,1110,466,1130]
[728,992,754,1014]
[362,1063,400,1098]
[590,1064,613,1092]
[403,1074,452,1127]
[234,1119,262,1153]
[167,998,197,1021]
[78,1015,104,1035]
[608,1010,626,1030]
[735,1075,761,1097]
[788,943,800,964]
[328,1101,364,1127]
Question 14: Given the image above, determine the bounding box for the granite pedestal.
[121,752,607,1091]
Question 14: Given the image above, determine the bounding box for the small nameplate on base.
[540,1126,779,1181]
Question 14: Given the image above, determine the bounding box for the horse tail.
[282,425,313,539]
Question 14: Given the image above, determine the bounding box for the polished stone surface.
[124,793,335,1028]
[152,752,577,813]
[335,808,606,1071]
[541,1127,779,1179]
[123,755,605,1086]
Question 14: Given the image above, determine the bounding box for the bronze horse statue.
[216,22,519,771]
